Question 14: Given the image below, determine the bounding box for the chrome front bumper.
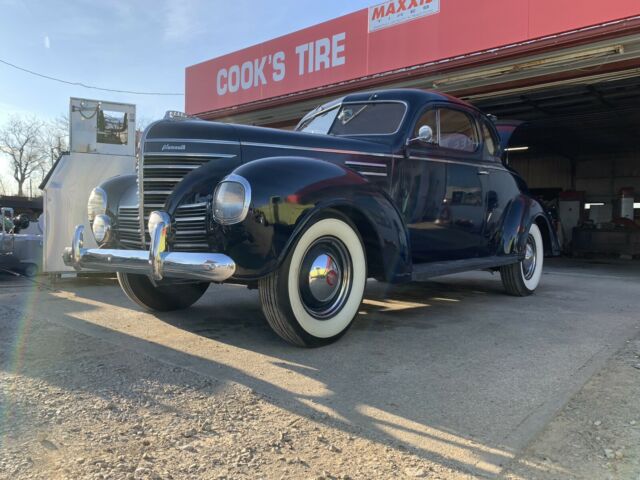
[62,212,235,282]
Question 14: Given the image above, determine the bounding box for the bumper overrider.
[62,211,236,282]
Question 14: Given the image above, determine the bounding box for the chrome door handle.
[477,170,490,175]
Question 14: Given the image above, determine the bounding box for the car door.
[397,105,487,262]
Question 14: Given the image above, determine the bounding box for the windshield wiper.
[339,104,370,126]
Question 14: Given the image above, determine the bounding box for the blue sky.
[0,0,375,124]
[0,0,376,192]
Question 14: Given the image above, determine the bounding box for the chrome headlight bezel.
[212,174,251,225]
[87,187,107,223]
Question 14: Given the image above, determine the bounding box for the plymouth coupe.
[64,89,559,346]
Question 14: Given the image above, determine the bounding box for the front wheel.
[259,215,367,347]
[117,273,209,311]
[500,223,544,296]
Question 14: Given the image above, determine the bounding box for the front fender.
[222,157,411,282]
[98,174,138,220]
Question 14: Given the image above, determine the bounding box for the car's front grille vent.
[139,150,238,248]
[173,203,209,252]
[117,206,142,249]
[141,155,212,237]
[140,154,217,246]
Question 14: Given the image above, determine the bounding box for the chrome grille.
[173,203,209,252]
[141,155,212,245]
[117,206,142,248]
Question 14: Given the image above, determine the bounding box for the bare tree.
[0,176,6,195]
[0,116,46,197]
[38,115,70,184]
[42,115,69,169]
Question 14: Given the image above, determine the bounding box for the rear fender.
[500,196,560,257]
[498,195,527,257]
[524,203,561,257]
[226,157,412,282]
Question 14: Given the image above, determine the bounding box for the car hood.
[144,118,394,214]
[144,118,394,158]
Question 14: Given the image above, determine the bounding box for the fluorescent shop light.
[584,203,605,210]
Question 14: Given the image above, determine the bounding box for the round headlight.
[212,175,251,225]
[92,214,112,245]
[87,187,107,222]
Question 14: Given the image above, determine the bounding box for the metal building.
[185,0,640,257]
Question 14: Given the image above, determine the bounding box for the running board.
[411,256,520,281]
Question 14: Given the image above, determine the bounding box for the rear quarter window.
[481,120,500,161]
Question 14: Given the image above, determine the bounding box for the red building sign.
[185,0,640,115]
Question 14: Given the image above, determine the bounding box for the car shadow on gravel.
[6,259,640,478]
[4,272,532,477]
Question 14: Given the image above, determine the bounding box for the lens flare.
[0,276,43,450]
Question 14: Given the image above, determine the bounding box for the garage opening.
[473,75,640,259]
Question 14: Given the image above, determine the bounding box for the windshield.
[297,102,406,136]
[297,106,340,134]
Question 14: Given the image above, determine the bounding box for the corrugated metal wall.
[511,152,640,201]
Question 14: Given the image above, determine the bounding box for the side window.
[438,109,478,153]
[481,120,500,161]
[413,109,437,137]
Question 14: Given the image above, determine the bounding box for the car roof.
[298,88,479,127]
[341,88,474,108]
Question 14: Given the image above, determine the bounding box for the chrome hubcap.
[299,236,352,320]
[522,234,537,280]
[308,253,342,302]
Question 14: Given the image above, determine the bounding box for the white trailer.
[41,98,137,274]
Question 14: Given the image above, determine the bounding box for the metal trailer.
[41,98,137,275]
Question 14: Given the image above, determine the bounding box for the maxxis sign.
[186,0,640,115]
[368,0,440,32]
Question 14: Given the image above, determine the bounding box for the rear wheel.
[259,215,366,347]
[117,273,209,311]
[500,223,544,296]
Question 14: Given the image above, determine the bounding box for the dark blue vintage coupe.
[64,89,559,346]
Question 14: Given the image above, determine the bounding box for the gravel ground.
[2,261,640,479]
[4,322,639,480]
[506,335,640,479]
[0,305,469,480]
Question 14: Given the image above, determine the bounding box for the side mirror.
[407,125,435,145]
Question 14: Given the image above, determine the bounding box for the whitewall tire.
[500,223,544,296]
[259,214,366,347]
